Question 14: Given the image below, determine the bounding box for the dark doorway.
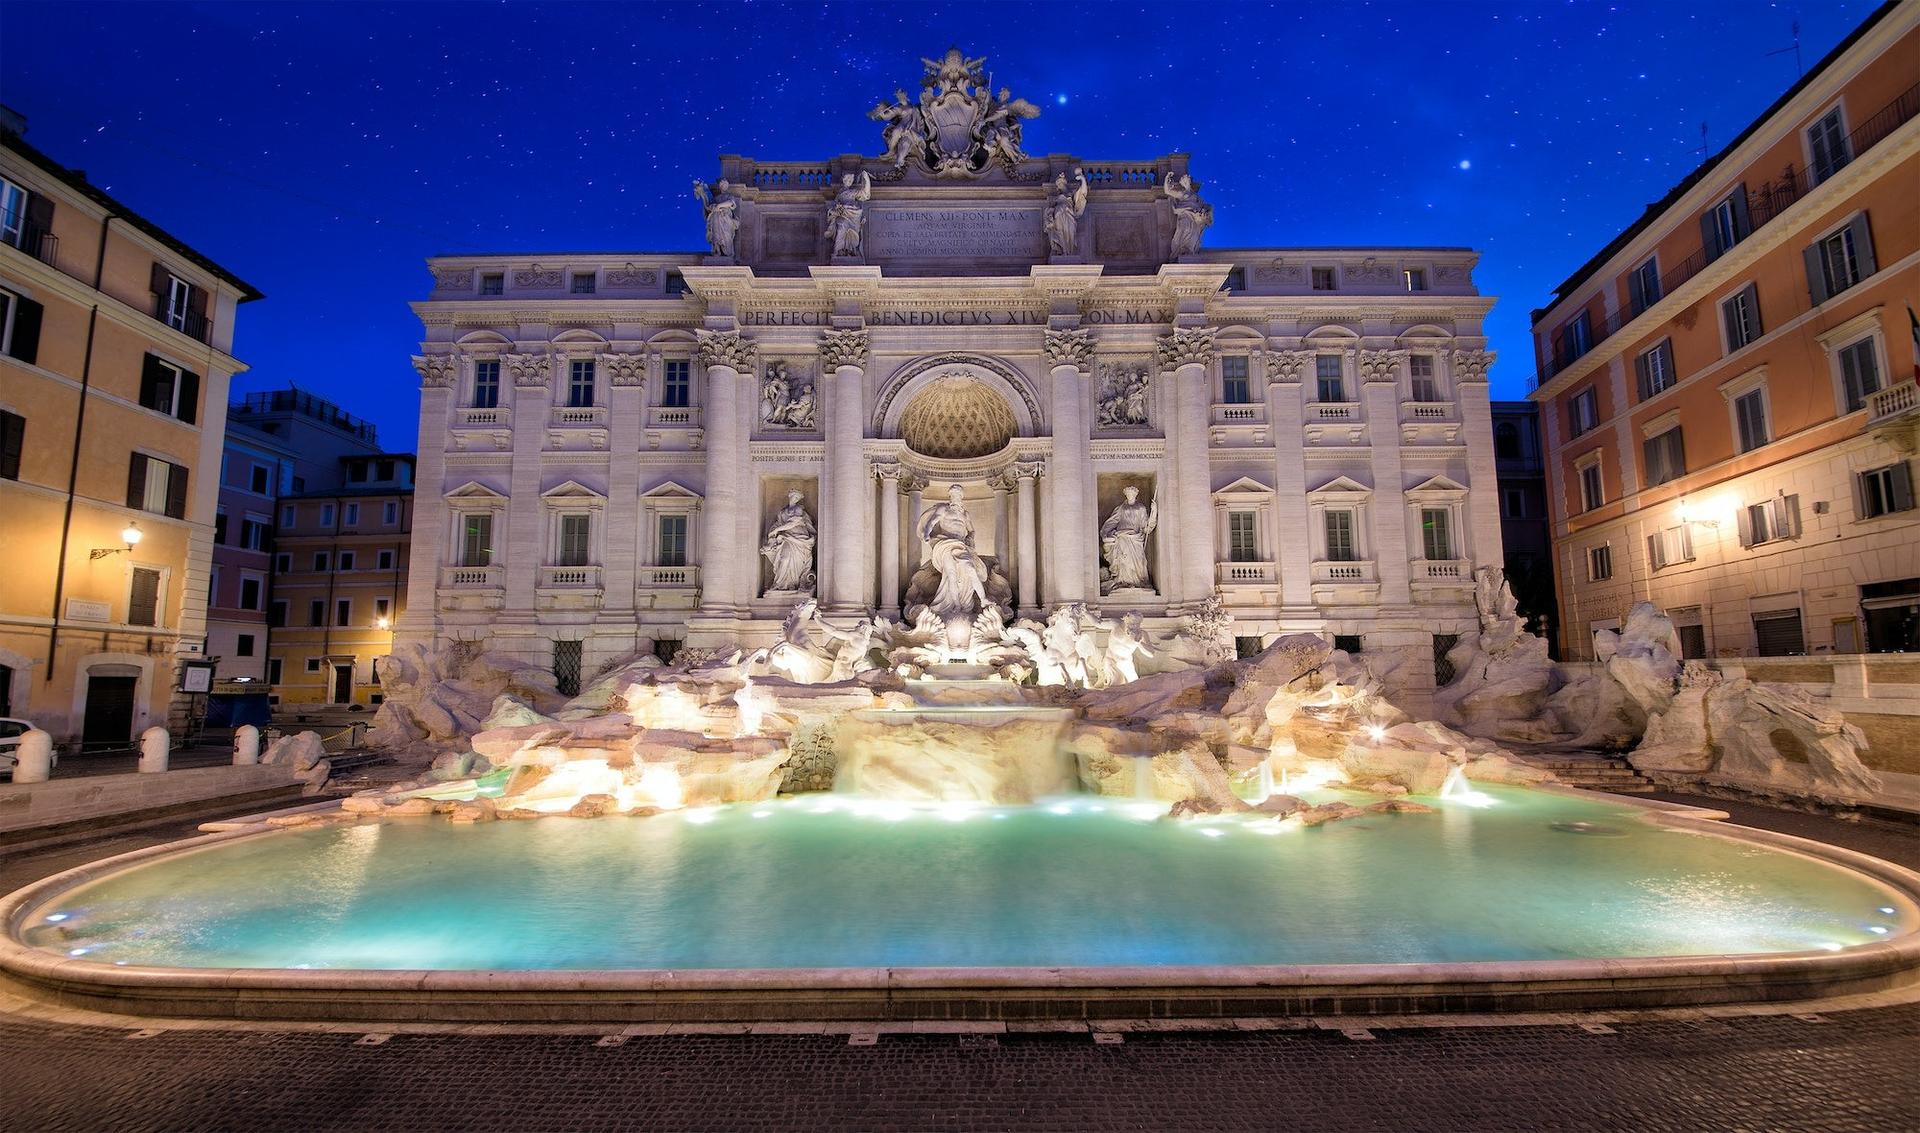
[332,664,353,704]
[81,674,138,749]
[0,663,12,716]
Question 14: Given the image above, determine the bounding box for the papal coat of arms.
[869,49,1041,177]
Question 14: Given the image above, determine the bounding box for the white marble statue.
[1044,603,1102,688]
[765,598,878,684]
[869,88,928,169]
[692,179,739,258]
[826,171,872,258]
[761,362,815,429]
[1163,172,1213,258]
[1099,486,1157,594]
[1044,169,1089,256]
[1101,612,1154,685]
[980,87,1040,167]
[760,490,817,595]
[1096,363,1150,428]
[919,485,991,652]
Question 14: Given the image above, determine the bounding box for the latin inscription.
[866,208,1046,260]
[740,306,1173,327]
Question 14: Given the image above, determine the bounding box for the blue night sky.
[0,0,1879,449]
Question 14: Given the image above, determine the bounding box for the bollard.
[138,726,170,773]
[13,729,53,784]
[233,724,261,766]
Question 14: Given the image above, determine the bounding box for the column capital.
[1011,458,1046,481]
[818,327,870,369]
[503,352,553,388]
[695,329,757,370]
[1043,327,1095,368]
[1156,326,1217,370]
[597,351,649,387]
[898,471,930,494]
[1358,348,1409,383]
[1450,348,1495,382]
[1265,348,1315,383]
[412,354,457,389]
[873,461,906,484]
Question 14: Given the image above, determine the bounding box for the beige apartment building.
[0,117,260,747]
[1531,4,1919,661]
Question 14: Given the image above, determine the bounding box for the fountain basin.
[4,786,1918,1023]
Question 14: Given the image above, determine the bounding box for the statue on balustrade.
[826,171,872,258]
[1099,486,1157,594]
[1163,172,1213,259]
[1044,168,1088,256]
[692,179,740,259]
[760,490,817,595]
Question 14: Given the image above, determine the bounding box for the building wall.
[268,487,412,707]
[1532,8,1920,661]
[0,133,255,744]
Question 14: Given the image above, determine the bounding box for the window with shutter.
[0,177,24,248]
[1579,463,1604,511]
[1807,107,1850,184]
[1567,388,1599,436]
[1587,544,1612,581]
[1859,463,1916,518]
[1643,426,1685,486]
[308,600,325,627]
[1,287,41,364]
[1733,389,1769,453]
[0,410,22,481]
[1753,610,1807,656]
[128,568,161,627]
[1839,339,1881,412]
[1635,341,1676,400]
[1721,285,1762,351]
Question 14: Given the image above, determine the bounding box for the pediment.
[1407,475,1469,496]
[642,479,703,500]
[541,479,606,501]
[1214,475,1272,497]
[1307,474,1371,497]
[445,480,507,501]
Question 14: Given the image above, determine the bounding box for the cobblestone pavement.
[1,792,1917,1132]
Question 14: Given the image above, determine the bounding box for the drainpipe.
[45,212,116,681]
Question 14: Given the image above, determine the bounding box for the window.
[236,634,255,658]
[472,359,501,409]
[1311,266,1336,291]
[338,551,356,571]
[1629,256,1662,315]
[267,658,283,685]
[308,600,325,627]
[1557,311,1593,365]
[1501,487,1526,519]
[1838,338,1881,413]
[1676,623,1708,660]
[1807,216,1876,305]
[1753,610,1806,657]
[138,355,198,423]
[1807,106,1850,184]
[1740,495,1800,547]
[347,461,368,483]
[377,459,395,481]
[571,272,596,294]
[1587,544,1613,581]
[383,501,399,525]
[312,552,329,572]
[1227,511,1258,562]
[1721,283,1762,351]
[1222,267,1246,292]
[249,464,270,494]
[657,514,688,566]
[1323,510,1357,562]
[274,552,291,573]
[1579,462,1604,512]
[1634,340,1676,400]
[662,359,691,408]
[269,600,288,628]
[335,599,352,627]
[558,514,591,566]
[306,658,322,673]
[479,272,504,296]
[1234,635,1263,659]
[161,273,192,333]
[1494,422,1521,460]
[1862,579,1920,653]
[1432,633,1458,685]
[0,176,25,248]
[127,453,187,518]
[1315,354,1345,403]
[234,518,264,551]
[319,503,335,528]
[1647,525,1694,571]
[1703,189,1749,260]
[214,511,228,545]
[553,639,583,698]
[377,549,395,570]
[0,285,43,365]
[281,504,296,528]
[461,514,494,566]
[1643,426,1686,486]
[1404,268,1426,292]
[343,503,360,527]
[1858,463,1915,519]
[1220,356,1251,404]
[567,359,596,408]
[665,271,691,297]
[0,409,20,480]
[1408,355,1438,402]
[375,598,391,620]
[652,638,682,663]
[1566,387,1598,436]
[1333,634,1363,654]
[239,576,261,610]
[128,567,161,627]
[1733,389,1770,453]
[1420,508,1453,560]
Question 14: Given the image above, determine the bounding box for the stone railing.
[1312,560,1376,584]
[1868,380,1918,424]
[538,565,602,590]
[1402,400,1453,420]
[639,564,700,589]
[458,407,507,426]
[440,565,503,589]
[747,164,834,190]
[1414,559,1470,581]
[647,406,701,428]
[1211,403,1265,425]
[550,406,608,428]
[1216,560,1277,585]
[1311,402,1360,421]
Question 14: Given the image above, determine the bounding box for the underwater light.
[67,947,89,957]
[1199,828,1225,838]
[1880,907,1897,915]
[1869,926,1890,935]
[1820,943,1845,951]
[44,913,68,923]
[751,810,773,818]
[1047,803,1074,815]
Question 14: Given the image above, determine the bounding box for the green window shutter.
[1893,463,1915,513]
[1849,213,1877,278]
[164,461,188,519]
[126,453,147,509]
[0,410,22,480]
[176,369,200,424]
[1804,243,1829,306]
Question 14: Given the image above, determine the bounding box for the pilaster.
[819,327,871,613]
[1265,351,1314,614]
[1044,327,1094,604]
[398,356,456,640]
[1361,361,1413,607]
[504,352,553,614]
[601,351,648,613]
[1160,326,1218,606]
[696,330,755,616]
[1451,349,1502,574]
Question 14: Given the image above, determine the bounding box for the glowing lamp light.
[89,521,144,560]
[122,522,143,546]
[1366,724,1387,742]
[373,616,391,631]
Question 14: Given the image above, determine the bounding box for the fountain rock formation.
[1433,568,1561,743]
[1545,602,1681,749]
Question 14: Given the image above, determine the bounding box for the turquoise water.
[20,787,1912,971]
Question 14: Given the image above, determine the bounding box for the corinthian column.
[601,351,648,614]
[1013,461,1042,616]
[1160,326,1218,606]
[1044,327,1094,604]
[697,330,755,616]
[399,354,458,641]
[874,464,903,619]
[819,328,870,613]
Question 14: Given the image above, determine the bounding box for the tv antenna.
[1766,20,1804,78]
[1698,121,1710,161]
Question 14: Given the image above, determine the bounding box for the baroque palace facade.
[400,52,1502,709]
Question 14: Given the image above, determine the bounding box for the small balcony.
[441,565,502,588]
[1216,560,1277,586]
[1867,380,1919,425]
[647,405,701,428]
[538,564,602,589]
[1211,402,1265,425]
[152,298,212,345]
[459,407,508,426]
[640,564,700,589]
[1401,400,1453,421]
[1310,559,1379,603]
[550,405,608,428]
[1412,559,1474,594]
[1310,401,1361,421]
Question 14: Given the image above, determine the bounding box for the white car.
[0,718,52,778]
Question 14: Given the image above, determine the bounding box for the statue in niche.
[1045,168,1089,256]
[692,179,739,258]
[1099,486,1158,594]
[1096,363,1150,428]
[760,362,816,429]
[1100,612,1155,685]
[981,87,1041,167]
[919,484,990,620]
[825,171,872,258]
[1163,172,1213,259]
[870,89,928,170]
[760,490,817,594]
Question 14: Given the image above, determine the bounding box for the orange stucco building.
[1531,3,1920,661]
[0,117,260,747]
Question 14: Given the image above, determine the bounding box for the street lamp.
[90,521,143,560]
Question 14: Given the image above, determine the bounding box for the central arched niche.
[898,376,1019,459]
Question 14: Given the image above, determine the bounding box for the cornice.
[0,248,244,372]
